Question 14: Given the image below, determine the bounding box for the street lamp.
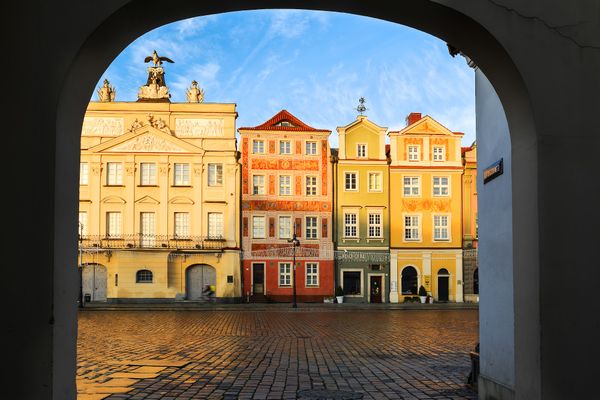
[288,230,300,308]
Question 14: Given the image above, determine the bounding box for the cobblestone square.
[77,309,479,399]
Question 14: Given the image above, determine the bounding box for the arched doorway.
[81,264,107,302]
[185,264,216,301]
[437,268,450,302]
[401,266,418,296]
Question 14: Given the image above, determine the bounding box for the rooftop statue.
[97,79,116,102]
[186,80,205,103]
[138,50,173,102]
[144,50,174,68]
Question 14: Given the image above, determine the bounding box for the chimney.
[406,112,422,126]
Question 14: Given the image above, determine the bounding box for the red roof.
[238,109,330,132]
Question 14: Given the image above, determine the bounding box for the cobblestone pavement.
[77,309,479,400]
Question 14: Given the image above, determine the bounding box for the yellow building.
[388,112,464,303]
[78,60,241,303]
[333,115,390,303]
[462,142,479,302]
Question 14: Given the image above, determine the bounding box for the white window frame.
[432,146,445,161]
[403,214,420,241]
[78,211,88,237]
[106,211,121,238]
[357,143,368,158]
[407,145,420,161]
[344,171,358,191]
[305,175,318,196]
[106,162,123,185]
[279,175,292,196]
[368,172,382,192]
[433,214,450,241]
[403,176,420,197]
[173,163,190,186]
[140,212,155,247]
[305,216,318,239]
[433,176,450,197]
[279,262,292,286]
[279,140,291,155]
[208,212,224,239]
[174,212,190,238]
[252,215,266,239]
[252,139,265,154]
[252,175,265,195]
[343,212,358,238]
[140,162,157,186]
[368,212,383,238]
[207,163,223,187]
[79,162,89,185]
[278,216,292,239]
[305,141,318,155]
[306,262,319,287]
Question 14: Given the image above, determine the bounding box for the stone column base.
[478,375,515,400]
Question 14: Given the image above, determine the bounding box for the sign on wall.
[483,158,503,184]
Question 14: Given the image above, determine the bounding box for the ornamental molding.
[82,117,124,137]
[175,118,225,137]
[110,132,189,153]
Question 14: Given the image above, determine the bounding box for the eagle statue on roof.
[144,50,174,67]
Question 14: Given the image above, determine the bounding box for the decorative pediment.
[169,196,195,205]
[101,196,126,204]
[392,116,455,136]
[135,195,160,205]
[341,115,387,134]
[88,126,202,154]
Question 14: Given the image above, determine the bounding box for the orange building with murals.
[239,110,334,302]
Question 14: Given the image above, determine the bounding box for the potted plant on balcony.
[335,286,344,304]
[418,285,427,303]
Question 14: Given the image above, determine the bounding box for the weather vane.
[356,97,367,115]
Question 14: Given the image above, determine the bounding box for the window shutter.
[242,217,248,237]
[322,218,328,238]
[269,217,275,237]
[295,218,302,237]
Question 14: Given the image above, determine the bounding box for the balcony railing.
[78,234,227,250]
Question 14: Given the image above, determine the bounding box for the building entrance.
[186,264,216,301]
[82,264,107,302]
[438,269,450,302]
[370,275,382,303]
[252,263,264,295]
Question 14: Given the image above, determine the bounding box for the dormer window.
[433,146,445,161]
[357,144,367,158]
[276,120,294,127]
[408,146,420,161]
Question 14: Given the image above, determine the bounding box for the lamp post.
[288,230,300,308]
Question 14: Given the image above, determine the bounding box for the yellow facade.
[388,113,464,302]
[79,99,242,302]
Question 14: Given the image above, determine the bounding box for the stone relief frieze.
[175,118,224,137]
[110,133,187,153]
[82,117,124,137]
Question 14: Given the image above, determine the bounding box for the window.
[174,163,190,186]
[368,213,382,238]
[279,216,292,239]
[433,215,449,241]
[140,212,155,246]
[136,269,153,283]
[252,140,265,154]
[305,176,317,196]
[306,263,319,286]
[106,212,121,238]
[78,212,88,237]
[305,216,318,239]
[140,163,157,185]
[433,146,445,161]
[357,144,367,158]
[343,271,361,295]
[404,215,420,241]
[344,213,357,238]
[252,216,266,239]
[174,212,189,238]
[408,146,419,161]
[305,141,317,155]
[344,172,357,190]
[403,176,420,196]
[279,175,291,195]
[253,175,265,195]
[279,263,291,286]
[208,212,224,239]
[106,162,123,185]
[279,140,291,154]
[208,163,223,186]
[433,176,449,196]
[80,162,89,185]
[401,266,418,295]
[368,172,382,192]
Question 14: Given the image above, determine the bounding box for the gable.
[88,126,202,154]
[135,195,160,205]
[393,116,456,137]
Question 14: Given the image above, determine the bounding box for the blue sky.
[96,10,476,147]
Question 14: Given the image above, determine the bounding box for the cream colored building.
[78,69,241,302]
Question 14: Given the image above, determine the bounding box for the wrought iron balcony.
[78,234,227,250]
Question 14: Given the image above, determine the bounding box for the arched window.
[136,269,153,283]
[473,268,479,294]
[401,266,418,295]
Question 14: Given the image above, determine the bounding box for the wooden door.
[253,263,264,294]
[370,275,382,303]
